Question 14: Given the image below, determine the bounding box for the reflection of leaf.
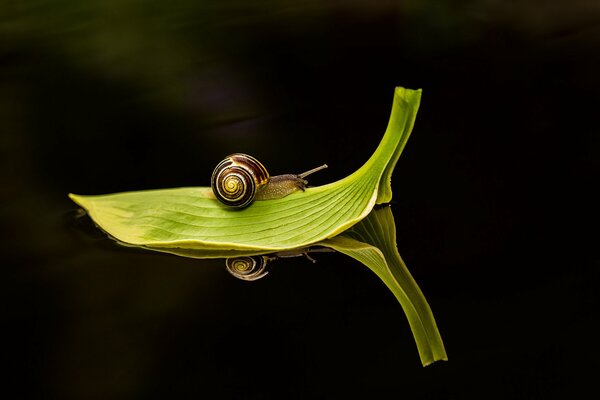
[321,206,447,367]
[127,206,446,366]
[69,87,421,251]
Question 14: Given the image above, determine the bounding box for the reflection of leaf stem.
[321,206,447,367]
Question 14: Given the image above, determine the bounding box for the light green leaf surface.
[321,206,448,367]
[69,87,421,251]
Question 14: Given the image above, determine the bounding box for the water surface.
[1,1,596,398]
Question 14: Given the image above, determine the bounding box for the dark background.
[1,1,598,398]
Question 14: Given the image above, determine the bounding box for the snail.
[225,247,335,281]
[225,256,272,281]
[211,153,328,208]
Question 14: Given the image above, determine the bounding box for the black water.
[1,2,597,399]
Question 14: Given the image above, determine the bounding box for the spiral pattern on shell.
[225,256,270,281]
[211,153,270,208]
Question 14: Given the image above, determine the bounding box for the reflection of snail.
[225,247,335,281]
[225,256,272,281]
[211,153,327,208]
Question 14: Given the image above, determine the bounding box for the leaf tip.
[395,86,423,97]
[422,356,449,367]
[68,193,87,209]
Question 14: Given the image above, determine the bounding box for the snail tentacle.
[298,164,328,179]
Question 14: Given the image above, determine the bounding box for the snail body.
[211,153,327,208]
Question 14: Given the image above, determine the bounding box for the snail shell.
[211,153,270,208]
[225,256,270,281]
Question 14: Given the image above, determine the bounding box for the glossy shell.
[211,153,270,208]
[225,256,270,281]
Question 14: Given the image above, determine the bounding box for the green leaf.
[320,206,448,367]
[69,88,446,367]
[69,87,421,251]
